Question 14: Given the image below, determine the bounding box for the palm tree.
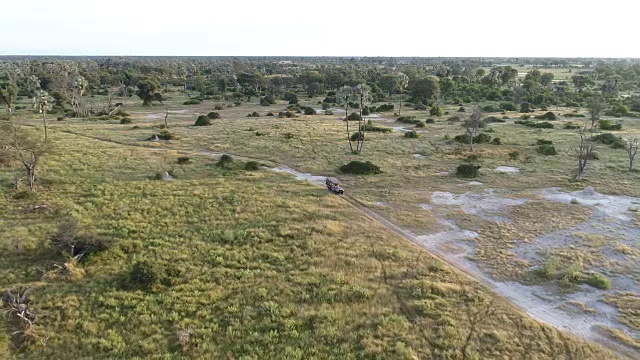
[336,86,357,153]
[33,90,51,139]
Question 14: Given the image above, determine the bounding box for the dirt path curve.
[61,130,635,359]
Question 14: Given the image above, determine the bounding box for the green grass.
[0,88,634,358]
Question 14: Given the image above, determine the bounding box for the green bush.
[207,112,221,119]
[592,133,626,149]
[303,107,316,115]
[339,161,382,175]
[536,139,553,145]
[586,273,611,290]
[426,118,435,124]
[177,157,191,164]
[347,112,361,121]
[598,120,622,130]
[515,120,554,129]
[247,112,261,117]
[537,144,557,155]
[364,121,392,133]
[429,105,443,116]
[508,151,520,160]
[520,114,531,120]
[447,116,462,123]
[491,137,502,145]
[244,161,260,171]
[520,102,532,113]
[500,102,517,111]
[183,99,201,105]
[157,130,174,140]
[474,133,492,143]
[414,103,427,111]
[194,115,211,126]
[397,116,419,124]
[216,154,236,170]
[484,116,505,123]
[350,132,363,141]
[214,104,224,110]
[456,164,480,178]
[129,260,162,289]
[458,106,465,112]
[404,130,419,138]
[266,112,274,116]
[415,121,426,128]
[563,123,580,129]
[120,118,132,124]
[605,103,629,117]
[375,104,394,112]
[535,111,557,120]
[482,104,499,112]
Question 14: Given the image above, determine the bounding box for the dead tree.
[573,126,596,180]
[460,290,495,360]
[3,288,36,328]
[626,137,639,171]
[461,106,483,151]
[0,123,53,191]
[164,105,170,128]
[33,90,51,140]
[587,96,604,129]
[336,86,356,153]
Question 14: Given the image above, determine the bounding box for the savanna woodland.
[1,56,639,359]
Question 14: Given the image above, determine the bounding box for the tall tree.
[33,90,51,139]
[573,126,596,180]
[587,96,605,129]
[336,86,356,153]
[408,77,440,104]
[462,106,483,151]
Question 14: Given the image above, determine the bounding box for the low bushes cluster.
[404,130,419,138]
[397,116,420,124]
[514,120,554,129]
[537,144,558,156]
[194,115,211,126]
[534,111,557,120]
[592,133,626,149]
[598,120,622,130]
[456,164,480,178]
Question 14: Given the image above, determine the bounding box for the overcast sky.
[1,0,636,57]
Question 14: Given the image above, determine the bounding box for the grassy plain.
[1,87,637,358]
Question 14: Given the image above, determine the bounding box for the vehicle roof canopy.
[326,177,340,184]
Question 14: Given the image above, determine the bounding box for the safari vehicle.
[325,177,344,194]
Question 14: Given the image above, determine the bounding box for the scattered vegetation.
[339,161,382,175]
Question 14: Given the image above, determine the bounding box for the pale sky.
[1,0,637,57]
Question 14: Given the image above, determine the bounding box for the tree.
[573,126,596,180]
[626,137,639,172]
[378,74,399,96]
[306,82,324,98]
[33,90,51,140]
[462,106,483,151]
[587,96,604,129]
[0,82,17,115]
[540,72,555,87]
[408,77,440,104]
[71,76,89,117]
[336,86,357,153]
[396,72,409,115]
[0,123,53,191]
[136,77,162,106]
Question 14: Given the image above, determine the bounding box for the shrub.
[598,120,622,130]
[492,137,502,145]
[592,133,626,148]
[129,260,162,289]
[266,112,274,116]
[414,103,427,111]
[458,106,465,112]
[362,106,371,115]
[120,118,132,124]
[586,273,611,289]
[214,104,224,110]
[447,116,462,123]
[247,112,261,117]
[605,103,629,117]
[536,139,553,145]
[376,104,394,112]
[397,116,420,124]
[194,115,211,126]
[321,102,330,110]
[339,161,382,175]
[520,114,531,120]
[260,95,275,106]
[177,157,191,164]
[323,96,337,104]
[482,104,499,112]
[283,91,297,103]
[537,144,557,155]
[207,112,221,119]
[565,101,580,107]
[456,164,480,178]
[564,123,580,129]
[347,112,362,121]
[429,105,443,116]
[255,131,267,136]
[364,121,392,133]
[404,130,419,138]
[515,120,554,129]
[244,161,260,171]
[466,154,480,162]
[51,219,111,259]
[183,99,201,105]
[350,132,363,141]
[500,102,517,111]
[415,121,426,128]
[535,111,557,120]
[508,151,520,160]
[325,110,334,115]
[216,154,236,169]
[303,107,316,115]
[474,133,492,143]
[57,116,65,121]
[279,111,295,118]
[283,132,295,139]
[426,118,435,124]
[520,102,532,113]
[156,130,174,140]
[484,116,505,123]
